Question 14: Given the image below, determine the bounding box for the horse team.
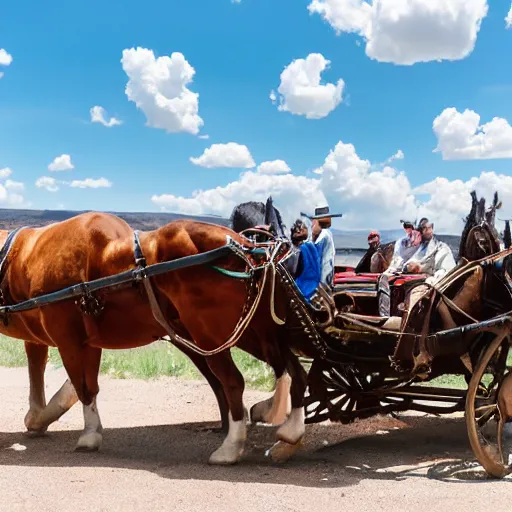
[0,193,509,467]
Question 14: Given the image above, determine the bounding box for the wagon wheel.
[466,330,512,478]
[304,359,383,424]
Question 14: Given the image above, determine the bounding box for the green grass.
[0,334,276,391]
[2,333,510,394]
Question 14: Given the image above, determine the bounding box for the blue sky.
[1,0,512,233]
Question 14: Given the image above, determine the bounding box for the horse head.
[229,201,266,233]
[459,190,502,262]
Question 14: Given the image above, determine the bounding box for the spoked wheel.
[466,330,512,478]
[304,359,384,424]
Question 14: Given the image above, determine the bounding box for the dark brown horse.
[393,190,510,373]
[0,212,310,464]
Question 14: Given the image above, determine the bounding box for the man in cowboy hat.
[303,205,342,286]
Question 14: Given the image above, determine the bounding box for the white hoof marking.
[75,432,102,452]
[209,412,246,465]
[75,397,103,452]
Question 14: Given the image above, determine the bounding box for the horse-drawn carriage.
[235,191,512,478]
[0,191,511,478]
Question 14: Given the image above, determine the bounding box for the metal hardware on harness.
[75,283,105,316]
[132,229,270,357]
[0,240,237,316]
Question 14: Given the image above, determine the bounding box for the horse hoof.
[266,437,304,463]
[250,402,267,423]
[208,442,244,465]
[23,428,48,438]
[75,432,102,452]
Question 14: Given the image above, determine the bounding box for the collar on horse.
[0,226,28,308]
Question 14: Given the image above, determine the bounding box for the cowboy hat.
[300,206,343,220]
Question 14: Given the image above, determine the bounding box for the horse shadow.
[0,413,508,488]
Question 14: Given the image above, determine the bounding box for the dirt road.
[1,366,511,512]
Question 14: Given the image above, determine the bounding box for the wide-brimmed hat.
[302,206,343,220]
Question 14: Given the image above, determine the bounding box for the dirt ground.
[1,366,512,512]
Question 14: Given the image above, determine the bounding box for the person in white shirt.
[385,221,422,275]
[402,218,456,285]
[308,206,342,287]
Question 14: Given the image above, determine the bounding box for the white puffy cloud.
[257,160,291,175]
[4,179,25,192]
[48,154,74,171]
[36,176,59,192]
[506,4,512,28]
[0,49,12,78]
[387,149,404,162]
[308,0,488,65]
[414,172,512,233]
[152,140,512,234]
[0,49,12,66]
[152,170,324,227]
[0,169,27,205]
[433,107,512,160]
[190,142,255,168]
[69,178,112,189]
[90,106,122,127]
[121,47,203,135]
[270,53,344,119]
[316,141,419,227]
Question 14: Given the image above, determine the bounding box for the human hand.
[407,262,421,273]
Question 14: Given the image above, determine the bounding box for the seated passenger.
[354,230,381,273]
[385,221,422,275]
[401,218,456,285]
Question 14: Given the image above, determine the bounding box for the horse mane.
[458,190,478,259]
[458,190,502,261]
[230,201,266,233]
[504,220,511,249]
[264,196,287,238]
[230,196,288,239]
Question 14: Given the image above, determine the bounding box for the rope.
[142,264,269,357]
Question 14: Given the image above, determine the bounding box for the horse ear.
[496,201,502,210]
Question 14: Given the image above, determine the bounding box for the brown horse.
[0,212,309,464]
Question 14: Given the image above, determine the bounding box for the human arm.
[425,243,456,285]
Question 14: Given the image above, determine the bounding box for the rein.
[133,230,291,356]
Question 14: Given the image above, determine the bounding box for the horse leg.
[250,370,291,425]
[24,341,80,436]
[58,344,103,452]
[205,351,247,465]
[23,342,49,435]
[268,351,308,463]
[29,378,79,435]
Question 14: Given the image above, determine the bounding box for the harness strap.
[0,226,27,279]
[0,237,236,315]
[133,230,269,357]
[210,265,252,279]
